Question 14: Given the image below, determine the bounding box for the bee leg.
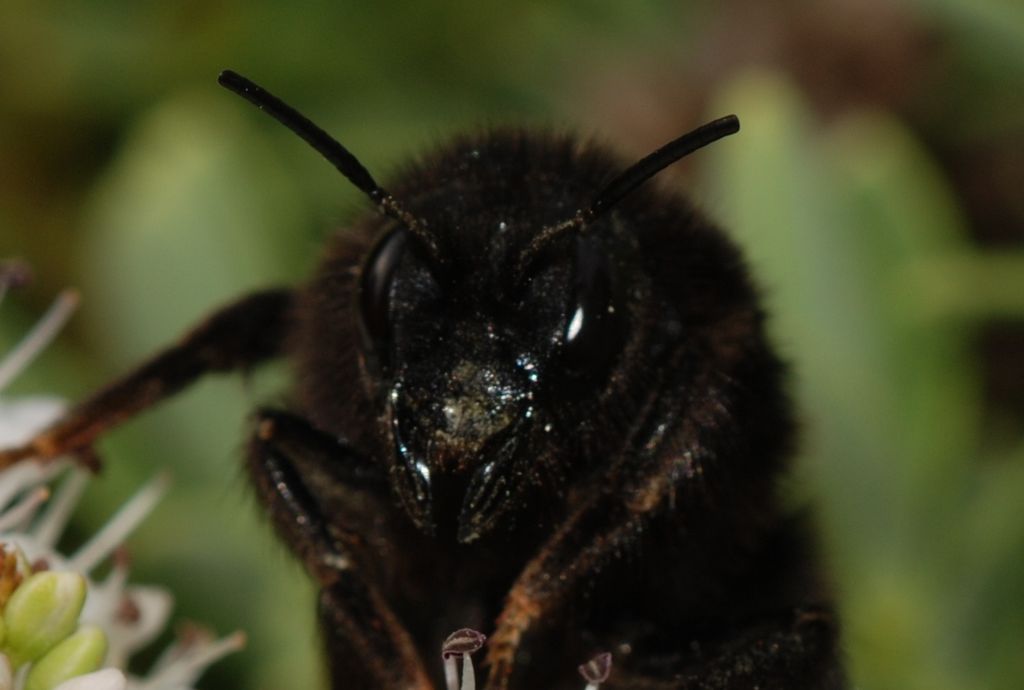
[484,360,809,689]
[611,606,843,689]
[688,606,843,689]
[0,288,293,469]
[485,438,815,683]
[249,409,433,690]
[487,505,841,690]
[251,408,389,493]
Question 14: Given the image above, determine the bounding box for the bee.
[0,71,843,689]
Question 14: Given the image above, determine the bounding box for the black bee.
[0,71,843,689]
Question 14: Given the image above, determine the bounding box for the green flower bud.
[2,572,86,668]
[25,626,108,690]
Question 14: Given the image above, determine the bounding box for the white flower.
[0,277,243,690]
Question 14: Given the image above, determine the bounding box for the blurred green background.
[1,1,1023,688]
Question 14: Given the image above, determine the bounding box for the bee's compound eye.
[358,228,408,370]
[562,236,623,382]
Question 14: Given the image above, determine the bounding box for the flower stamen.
[68,474,169,575]
[0,488,50,533]
[441,628,486,690]
[135,629,246,690]
[32,470,90,550]
[0,290,79,392]
[578,651,612,690]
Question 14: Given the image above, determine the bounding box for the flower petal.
[101,586,173,670]
[53,669,127,690]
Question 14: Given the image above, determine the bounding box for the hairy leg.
[0,288,292,467]
[607,607,842,690]
[484,356,812,689]
[249,409,432,690]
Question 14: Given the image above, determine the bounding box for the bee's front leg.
[249,409,433,690]
[0,288,293,469]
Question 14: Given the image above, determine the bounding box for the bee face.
[347,134,644,541]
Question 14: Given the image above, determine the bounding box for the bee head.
[219,70,739,541]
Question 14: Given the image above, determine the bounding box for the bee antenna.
[590,115,739,219]
[516,115,740,278]
[217,70,442,262]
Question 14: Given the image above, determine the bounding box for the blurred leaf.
[74,90,317,689]
[827,112,979,527]
[702,71,907,551]
[952,447,1024,688]
[701,69,1005,690]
